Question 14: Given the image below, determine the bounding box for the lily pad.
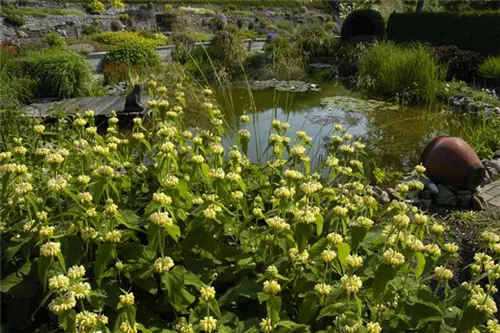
[320,96,399,113]
[250,80,320,92]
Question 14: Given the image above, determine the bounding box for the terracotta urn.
[420,136,485,190]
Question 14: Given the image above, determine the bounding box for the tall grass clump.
[0,48,36,106]
[20,49,93,99]
[357,41,444,104]
[478,56,500,86]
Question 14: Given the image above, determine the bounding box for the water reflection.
[209,81,462,171]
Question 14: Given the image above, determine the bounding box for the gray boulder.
[434,185,457,206]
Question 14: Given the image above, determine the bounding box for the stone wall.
[87,38,268,72]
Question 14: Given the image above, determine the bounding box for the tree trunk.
[416,0,425,12]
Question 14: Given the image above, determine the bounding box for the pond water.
[212,80,463,173]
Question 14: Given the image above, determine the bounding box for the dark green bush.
[341,9,385,42]
[209,15,225,31]
[110,19,122,31]
[20,49,93,98]
[106,42,160,67]
[5,13,26,27]
[387,11,500,55]
[432,45,481,82]
[119,13,130,23]
[43,30,66,49]
[0,49,36,106]
[357,41,444,103]
[236,17,244,29]
[82,24,100,35]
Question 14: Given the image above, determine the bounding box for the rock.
[456,190,473,207]
[486,166,499,181]
[485,159,500,173]
[472,195,486,211]
[419,199,432,211]
[494,150,500,158]
[419,189,431,199]
[124,84,145,113]
[386,188,402,200]
[420,178,439,194]
[56,29,68,38]
[494,107,500,115]
[434,184,457,206]
[371,186,390,204]
[17,30,29,38]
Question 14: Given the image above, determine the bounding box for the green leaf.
[165,224,181,242]
[176,181,191,200]
[58,310,76,333]
[94,243,116,286]
[457,305,486,332]
[295,223,313,252]
[37,256,51,292]
[184,270,204,290]
[267,295,282,325]
[160,266,194,311]
[373,264,397,298]
[209,299,222,318]
[415,252,426,278]
[0,272,23,294]
[318,303,340,320]
[350,226,367,252]
[298,292,320,324]
[309,238,328,259]
[355,295,362,317]
[315,213,324,235]
[336,242,351,269]
[147,223,161,253]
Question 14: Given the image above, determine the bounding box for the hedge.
[387,11,500,55]
[341,9,385,42]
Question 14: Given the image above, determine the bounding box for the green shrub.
[236,18,244,29]
[43,30,66,49]
[83,24,100,35]
[208,32,247,70]
[20,49,93,98]
[119,13,130,23]
[295,24,339,62]
[357,41,444,103]
[0,49,36,106]
[264,36,305,77]
[341,9,385,42]
[110,19,122,31]
[164,4,174,13]
[3,85,499,333]
[95,31,170,47]
[478,56,500,85]
[109,0,125,9]
[387,11,500,55]
[87,0,105,15]
[209,15,226,31]
[106,42,160,67]
[5,13,26,27]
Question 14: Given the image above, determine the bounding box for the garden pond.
[207,80,464,173]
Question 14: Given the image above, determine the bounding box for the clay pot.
[420,136,485,190]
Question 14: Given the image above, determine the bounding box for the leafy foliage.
[19,49,93,99]
[43,30,66,49]
[106,42,160,67]
[478,56,500,85]
[1,83,499,332]
[95,31,170,47]
[87,0,105,15]
[357,41,444,103]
